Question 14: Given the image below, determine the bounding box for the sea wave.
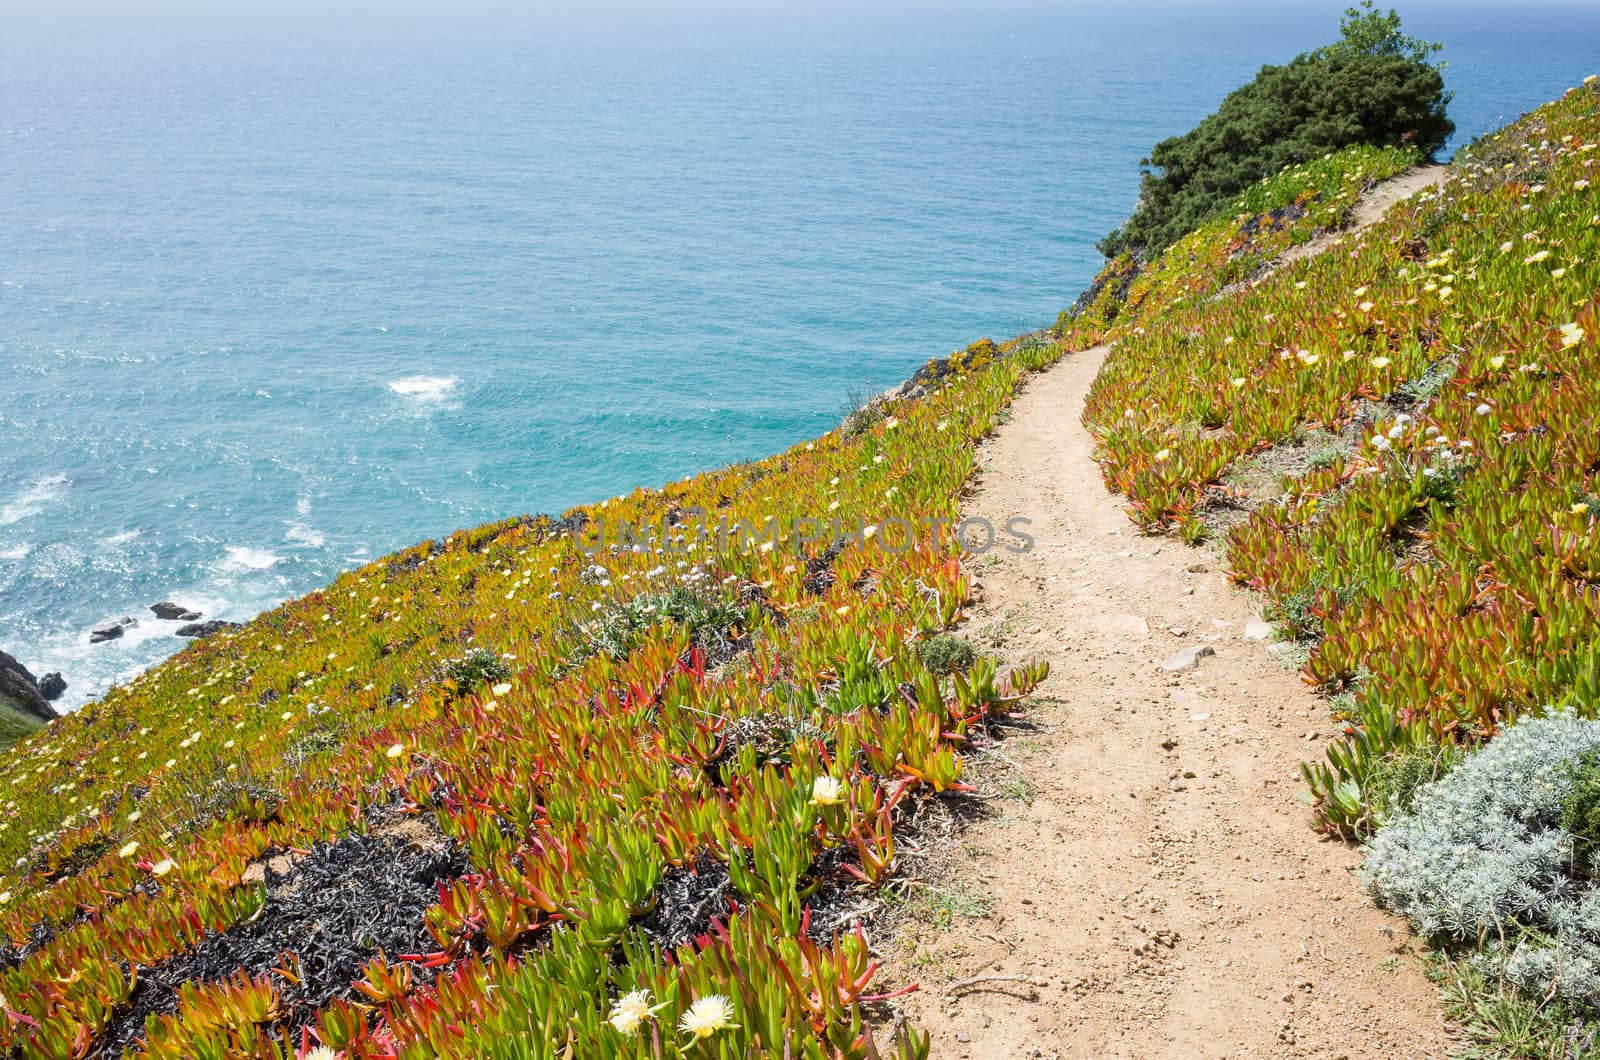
[219,546,282,571]
[387,375,459,400]
[285,522,325,548]
[0,473,69,526]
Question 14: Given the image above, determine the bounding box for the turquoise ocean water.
[3,2,1598,709]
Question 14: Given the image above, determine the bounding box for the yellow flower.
[1489,355,1506,369]
[151,858,176,877]
[1525,249,1551,264]
[491,682,512,696]
[1370,356,1391,368]
[678,995,738,1040]
[1230,377,1246,388]
[119,841,139,858]
[1153,448,1171,462]
[810,775,845,807]
[385,743,405,759]
[1560,322,1585,349]
[1572,502,1591,515]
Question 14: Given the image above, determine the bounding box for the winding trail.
[883,169,1454,1058]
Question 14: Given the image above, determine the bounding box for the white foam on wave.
[285,522,325,548]
[295,495,313,516]
[102,529,143,546]
[0,543,31,561]
[387,375,459,400]
[1,473,69,526]
[220,546,282,571]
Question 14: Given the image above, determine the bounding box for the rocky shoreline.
[0,648,61,724]
[5,601,241,736]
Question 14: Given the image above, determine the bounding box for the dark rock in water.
[179,611,202,621]
[150,601,192,620]
[37,672,66,701]
[89,618,137,644]
[0,649,58,722]
[176,619,238,639]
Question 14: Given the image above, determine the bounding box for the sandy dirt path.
[882,169,1454,1059]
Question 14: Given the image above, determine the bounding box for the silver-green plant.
[1362,711,1600,1007]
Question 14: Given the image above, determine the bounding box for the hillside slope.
[0,344,1055,1056]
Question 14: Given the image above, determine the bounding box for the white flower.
[810,775,845,807]
[151,858,176,877]
[303,1048,343,1060]
[1370,356,1391,369]
[1475,403,1492,417]
[608,989,659,1034]
[1560,322,1585,349]
[678,995,738,1040]
[385,743,405,759]
[119,841,139,858]
[1370,435,1391,451]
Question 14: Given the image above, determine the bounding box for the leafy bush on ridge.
[1099,2,1451,258]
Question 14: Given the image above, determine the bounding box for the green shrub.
[917,634,978,674]
[1365,744,1459,825]
[439,648,512,697]
[1562,751,1600,873]
[1100,3,1450,257]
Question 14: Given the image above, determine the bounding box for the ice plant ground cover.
[1079,79,1600,834]
[0,342,1054,1057]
